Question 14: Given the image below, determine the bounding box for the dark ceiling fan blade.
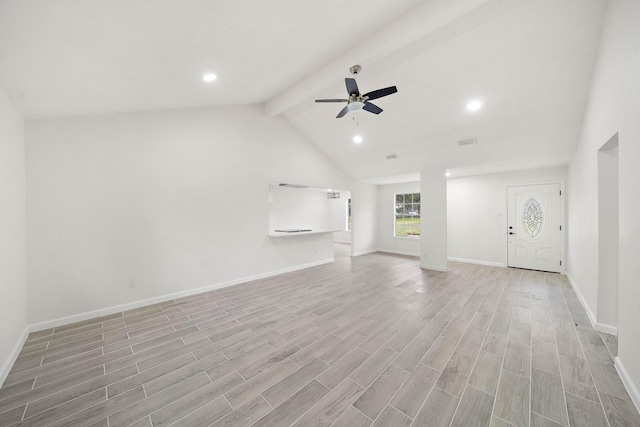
[363,102,383,115]
[363,86,397,101]
[336,105,350,118]
[315,99,348,103]
[345,78,360,96]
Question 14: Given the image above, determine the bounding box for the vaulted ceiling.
[0,0,607,182]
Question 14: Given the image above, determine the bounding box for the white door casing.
[507,183,563,273]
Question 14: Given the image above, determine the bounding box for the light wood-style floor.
[1,244,639,427]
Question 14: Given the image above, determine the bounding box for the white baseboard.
[594,322,618,336]
[420,264,447,272]
[447,257,506,268]
[378,249,420,257]
[351,249,378,257]
[565,272,618,335]
[29,258,334,333]
[615,357,640,415]
[566,272,597,329]
[0,327,29,387]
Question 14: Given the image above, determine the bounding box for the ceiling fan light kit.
[315,65,397,118]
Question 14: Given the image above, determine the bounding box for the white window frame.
[394,192,421,239]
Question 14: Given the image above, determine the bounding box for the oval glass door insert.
[522,197,544,238]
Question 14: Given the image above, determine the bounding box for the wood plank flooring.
[2,244,639,426]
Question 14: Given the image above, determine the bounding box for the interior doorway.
[597,133,619,330]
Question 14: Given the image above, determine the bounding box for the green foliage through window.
[395,193,420,237]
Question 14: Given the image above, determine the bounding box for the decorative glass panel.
[522,197,544,238]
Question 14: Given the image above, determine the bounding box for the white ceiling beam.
[263,0,530,117]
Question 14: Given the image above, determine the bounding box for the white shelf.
[268,229,342,237]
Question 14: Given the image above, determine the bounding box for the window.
[395,193,420,238]
[347,198,352,231]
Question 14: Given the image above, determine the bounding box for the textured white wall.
[447,167,567,266]
[597,140,619,327]
[25,105,364,325]
[377,181,421,256]
[421,169,447,271]
[331,191,351,244]
[0,87,27,383]
[351,182,378,256]
[326,189,349,234]
[269,187,331,232]
[568,0,640,400]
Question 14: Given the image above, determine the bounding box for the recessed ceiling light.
[466,100,482,111]
[353,135,363,144]
[202,73,217,82]
[445,172,451,177]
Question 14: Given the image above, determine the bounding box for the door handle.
[509,232,515,235]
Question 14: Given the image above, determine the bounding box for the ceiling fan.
[315,65,398,118]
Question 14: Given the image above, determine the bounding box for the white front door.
[507,183,563,273]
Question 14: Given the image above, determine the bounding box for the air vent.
[457,137,477,146]
[385,154,398,160]
[279,183,309,188]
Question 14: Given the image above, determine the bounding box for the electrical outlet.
[129,280,135,288]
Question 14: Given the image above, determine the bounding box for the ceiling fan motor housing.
[314,65,397,118]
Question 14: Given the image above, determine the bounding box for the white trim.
[28,258,334,332]
[0,327,29,387]
[615,357,640,415]
[566,272,597,328]
[566,272,618,335]
[333,239,351,244]
[420,264,447,272]
[447,257,505,267]
[594,321,618,336]
[393,191,421,240]
[378,249,420,257]
[351,249,378,257]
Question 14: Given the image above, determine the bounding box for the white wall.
[447,167,567,266]
[567,0,640,402]
[332,191,351,244]
[25,105,357,326]
[351,182,378,256]
[269,186,340,232]
[269,185,348,248]
[421,169,447,271]
[597,138,618,327]
[377,181,421,256]
[0,88,27,384]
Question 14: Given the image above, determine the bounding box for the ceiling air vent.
[385,154,398,160]
[457,137,477,146]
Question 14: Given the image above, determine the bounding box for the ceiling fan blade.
[345,78,360,96]
[315,99,348,103]
[363,86,398,101]
[336,105,350,118]
[363,102,383,115]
